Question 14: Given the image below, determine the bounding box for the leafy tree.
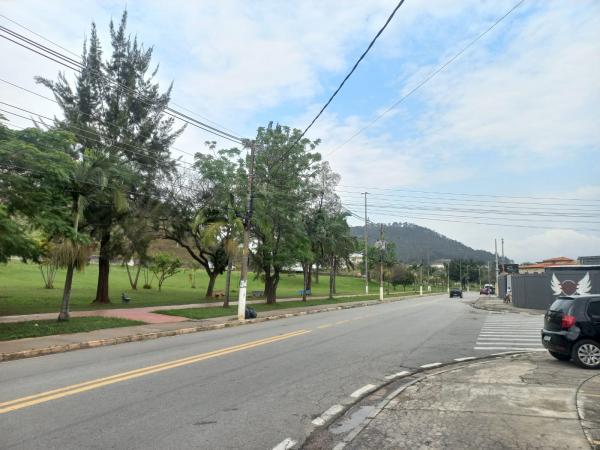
[149,253,182,291]
[390,264,416,291]
[159,143,243,299]
[36,12,182,303]
[249,123,320,304]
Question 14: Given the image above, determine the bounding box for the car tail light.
[561,314,576,329]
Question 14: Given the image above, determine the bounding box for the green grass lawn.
[158,291,432,320]
[0,316,144,341]
[0,261,424,315]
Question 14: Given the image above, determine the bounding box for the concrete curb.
[575,372,600,450]
[1,293,443,362]
[469,297,544,316]
[300,351,530,449]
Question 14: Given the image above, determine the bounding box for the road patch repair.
[302,352,600,450]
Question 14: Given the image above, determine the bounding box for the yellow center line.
[317,323,334,329]
[0,329,310,414]
[334,320,350,325]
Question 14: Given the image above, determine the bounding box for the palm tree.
[57,150,107,321]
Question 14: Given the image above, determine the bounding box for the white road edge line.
[311,404,344,426]
[420,362,442,369]
[454,357,476,362]
[350,384,377,398]
[384,370,411,380]
[272,438,297,450]
[474,347,546,351]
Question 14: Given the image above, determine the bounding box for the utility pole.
[363,192,369,295]
[501,238,505,273]
[495,238,499,296]
[487,261,491,285]
[238,141,256,321]
[419,263,423,296]
[447,260,450,293]
[459,259,462,289]
[379,224,384,301]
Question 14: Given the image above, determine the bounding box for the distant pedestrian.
[504,287,512,304]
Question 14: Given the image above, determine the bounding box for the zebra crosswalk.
[474,313,546,352]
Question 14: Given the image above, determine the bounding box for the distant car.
[480,287,490,295]
[484,284,495,295]
[449,288,463,298]
[541,295,600,369]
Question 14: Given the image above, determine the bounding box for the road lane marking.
[334,320,350,325]
[317,323,334,329]
[0,329,310,414]
[350,384,376,398]
[272,437,297,450]
[454,357,476,362]
[384,371,410,380]
[475,347,546,351]
[420,362,442,369]
[312,404,344,426]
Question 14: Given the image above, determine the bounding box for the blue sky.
[1,0,599,261]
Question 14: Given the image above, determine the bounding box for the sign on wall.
[551,272,591,296]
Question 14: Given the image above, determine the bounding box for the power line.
[0,103,195,169]
[342,202,600,224]
[0,13,241,137]
[0,77,198,162]
[0,23,244,144]
[326,0,525,157]
[342,206,600,233]
[337,190,600,213]
[337,183,600,204]
[298,0,406,141]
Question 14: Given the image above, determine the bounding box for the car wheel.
[571,340,600,369]
[548,351,570,361]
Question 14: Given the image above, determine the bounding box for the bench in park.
[298,289,311,296]
[121,292,131,304]
[251,291,264,298]
[212,290,225,298]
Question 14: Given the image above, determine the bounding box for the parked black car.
[449,288,463,298]
[541,295,600,369]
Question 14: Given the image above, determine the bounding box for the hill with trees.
[351,222,499,263]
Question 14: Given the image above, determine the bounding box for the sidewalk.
[305,353,600,450]
[0,293,433,362]
[470,294,544,316]
[0,293,385,324]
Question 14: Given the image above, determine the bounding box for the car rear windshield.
[549,298,574,313]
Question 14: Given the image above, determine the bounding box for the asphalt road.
[0,292,491,449]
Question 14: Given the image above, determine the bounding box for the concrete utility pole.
[495,238,499,295]
[379,224,384,301]
[487,261,491,285]
[363,192,369,295]
[447,260,450,293]
[501,238,505,273]
[238,141,256,321]
[419,263,423,296]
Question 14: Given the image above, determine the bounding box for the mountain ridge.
[351,222,499,263]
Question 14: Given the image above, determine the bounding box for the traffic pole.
[363,192,369,294]
[379,224,384,301]
[238,141,256,321]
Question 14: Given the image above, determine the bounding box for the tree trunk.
[224,258,233,308]
[302,263,308,302]
[93,230,111,304]
[125,261,141,290]
[265,269,279,304]
[315,263,319,284]
[58,263,75,321]
[329,256,334,299]
[333,257,337,294]
[205,270,218,298]
[306,264,313,291]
